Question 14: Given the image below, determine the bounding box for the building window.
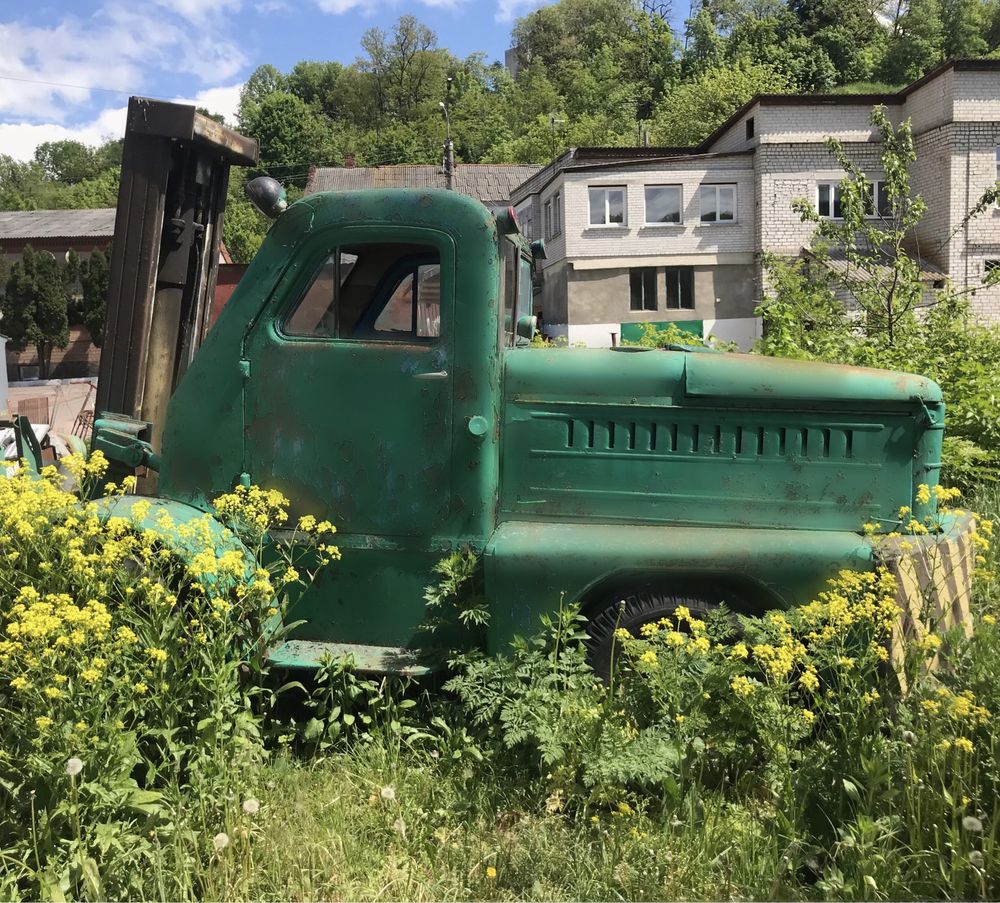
[664,266,695,309]
[644,185,682,224]
[549,191,561,238]
[543,200,551,239]
[745,117,754,140]
[819,180,891,219]
[629,267,657,311]
[996,147,1000,183]
[589,186,626,226]
[817,182,843,219]
[700,184,736,223]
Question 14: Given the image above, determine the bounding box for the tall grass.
[2,465,999,901]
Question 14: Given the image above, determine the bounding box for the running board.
[267,639,433,676]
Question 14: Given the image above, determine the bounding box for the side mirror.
[245,176,288,219]
[516,315,537,342]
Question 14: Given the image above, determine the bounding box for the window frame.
[551,191,562,238]
[699,183,737,224]
[664,265,695,310]
[274,227,453,348]
[818,179,891,220]
[629,266,658,311]
[643,184,683,226]
[588,185,628,227]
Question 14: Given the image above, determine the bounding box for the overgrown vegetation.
[756,106,1000,488]
[2,448,998,899]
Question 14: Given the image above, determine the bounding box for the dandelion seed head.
[380,785,396,801]
[242,798,260,815]
[213,832,230,851]
[65,757,83,777]
[962,815,984,834]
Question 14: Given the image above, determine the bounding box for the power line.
[0,72,138,96]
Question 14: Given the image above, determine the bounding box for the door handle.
[413,371,448,380]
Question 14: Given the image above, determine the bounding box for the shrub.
[0,455,327,900]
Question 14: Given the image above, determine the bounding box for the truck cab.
[147,188,946,669]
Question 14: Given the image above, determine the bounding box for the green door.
[242,226,455,538]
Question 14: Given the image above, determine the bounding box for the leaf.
[80,857,103,900]
[127,789,164,816]
[303,717,325,741]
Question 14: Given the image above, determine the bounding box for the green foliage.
[0,140,120,211]
[758,107,1000,484]
[78,245,110,347]
[621,321,737,351]
[882,0,945,84]
[1,245,71,378]
[421,551,489,654]
[651,61,792,146]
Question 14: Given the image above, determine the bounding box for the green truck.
[88,183,968,673]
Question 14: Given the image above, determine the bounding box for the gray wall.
[565,264,756,325]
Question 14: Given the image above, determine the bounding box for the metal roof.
[803,246,947,283]
[0,208,116,241]
[306,164,542,205]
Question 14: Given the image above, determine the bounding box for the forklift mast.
[96,97,258,452]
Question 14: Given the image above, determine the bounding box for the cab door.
[242,226,455,538]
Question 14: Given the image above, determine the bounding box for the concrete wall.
[563,263,756,326]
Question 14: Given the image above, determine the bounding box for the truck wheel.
[585,590,722,681]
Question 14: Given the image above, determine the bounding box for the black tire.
[585,589,723,681]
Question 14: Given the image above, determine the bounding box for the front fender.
[95,494,255,579]
[483,521,874,652]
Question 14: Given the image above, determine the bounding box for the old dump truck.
[14,98,974,674]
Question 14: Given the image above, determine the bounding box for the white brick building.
[510,59,1000,348]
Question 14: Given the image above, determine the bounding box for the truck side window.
[284,242,440,342]
[516,256,534,346]
[501,239,518,347]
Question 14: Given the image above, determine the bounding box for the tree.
[792,107,926,343]
[240,92,338,186]
[941,0,988,58]
[33,141,99,184]
[80,246,111,347]
[1,246,70,379]
[881,0,944,84]
[651,60,792,146]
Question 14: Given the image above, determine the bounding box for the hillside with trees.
[5,0,1000,260]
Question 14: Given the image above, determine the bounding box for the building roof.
[305,164,542,205]
[510,147,746,204]
[699,58,1000,151]
[804,246,947,283]
[0,208,116,241]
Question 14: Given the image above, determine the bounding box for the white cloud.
[174,84,244,124]
[0,106,127,162]
[494,0,547,21]
[0,4,246,123]
[152,0,245,22]
[0,83,243,162]
[312,0,463,13]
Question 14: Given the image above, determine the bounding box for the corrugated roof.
[0,208,116,241]
[804,246,946,283]
[306,164,542,205]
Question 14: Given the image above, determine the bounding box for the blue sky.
[0,0,554,161]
